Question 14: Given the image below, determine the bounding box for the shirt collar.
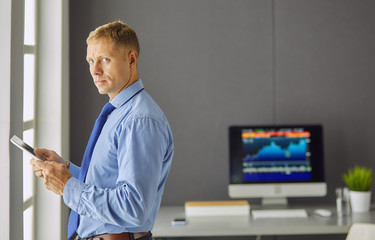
[110,79,144,108]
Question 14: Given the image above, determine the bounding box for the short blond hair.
[86,20,140,54]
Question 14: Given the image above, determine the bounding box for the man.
[31,21,174,240]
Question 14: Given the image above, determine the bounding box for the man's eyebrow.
[86,55,105,61]
[86,56,95,62]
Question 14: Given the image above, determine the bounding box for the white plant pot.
[350,191,371,212]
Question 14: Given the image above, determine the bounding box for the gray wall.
[69,0,375,208]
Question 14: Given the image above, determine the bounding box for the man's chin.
[97,88,109,95]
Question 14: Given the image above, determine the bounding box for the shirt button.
[87,214,91,218]
[68,202,73,207]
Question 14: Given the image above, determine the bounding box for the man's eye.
[88,59,94,64]
[103,58,109,62]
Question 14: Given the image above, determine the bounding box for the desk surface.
[153,205,375,238]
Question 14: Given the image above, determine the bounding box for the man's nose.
[91,62,103,75]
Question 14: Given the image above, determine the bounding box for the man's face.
[86,39,131,100]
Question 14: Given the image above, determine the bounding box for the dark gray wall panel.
[275,0,375,202]
[69,0,375,211]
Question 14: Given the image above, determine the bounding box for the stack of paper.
[185,200,250,217]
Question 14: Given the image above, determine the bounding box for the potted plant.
[342,166,373,212]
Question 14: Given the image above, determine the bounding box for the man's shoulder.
[117,91,168,127]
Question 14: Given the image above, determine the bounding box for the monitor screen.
[228,124,326,204]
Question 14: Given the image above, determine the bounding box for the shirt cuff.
[63,177,86,213]
[69,162,80,178]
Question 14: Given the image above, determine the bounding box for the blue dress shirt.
[63,80,174,238]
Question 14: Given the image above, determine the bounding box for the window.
[3,0,68,239]
[23,0,37,239]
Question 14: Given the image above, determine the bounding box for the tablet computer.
[10,135,43,161]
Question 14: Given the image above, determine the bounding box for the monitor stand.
[261,197,288,206]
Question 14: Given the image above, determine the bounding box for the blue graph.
[243,139,307,162]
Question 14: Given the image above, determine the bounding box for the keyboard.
[252,209,308,219]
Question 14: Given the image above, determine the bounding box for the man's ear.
[128,50,138,68]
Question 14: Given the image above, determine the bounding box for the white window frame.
[0,0,22,239]
[35,0,70,239]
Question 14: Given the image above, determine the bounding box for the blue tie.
[67,102,116,239]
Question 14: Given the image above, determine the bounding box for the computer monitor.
[228,124,327,205]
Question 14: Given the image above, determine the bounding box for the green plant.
[342,166,373,192]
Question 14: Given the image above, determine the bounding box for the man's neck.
[109,77,139,100]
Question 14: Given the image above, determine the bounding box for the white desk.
[153,205,375,239]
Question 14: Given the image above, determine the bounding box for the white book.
[185,200,250,217]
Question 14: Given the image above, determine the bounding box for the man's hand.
[31,148,65,178]
[30,148,72,195]
[35,148,65,164]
